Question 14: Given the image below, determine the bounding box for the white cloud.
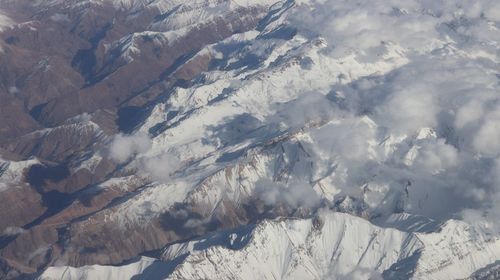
[255,179,320,209]
[455,99,485,129]
[473,112,500,157]
[140,153,178,182]
[3,226,26,236]
[380,85,438,134]
[8,86,19,94]
[413,139,459,174]
[108,132,178,182]
[0,10,14,32]
[289,0,443,57]
[108,133,152,163]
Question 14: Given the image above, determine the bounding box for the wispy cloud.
[108,133,152,164]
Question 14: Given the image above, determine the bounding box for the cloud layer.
[108,133,151,164]
[283,0,500,229]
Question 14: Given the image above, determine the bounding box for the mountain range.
[0,0,500,279]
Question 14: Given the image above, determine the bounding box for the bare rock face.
[0,185,45,234]
[0,90,40,141]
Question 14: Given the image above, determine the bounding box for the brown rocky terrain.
[0,0,275,277]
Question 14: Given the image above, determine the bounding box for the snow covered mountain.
[1,0,500,279]
[38,212,500,280]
